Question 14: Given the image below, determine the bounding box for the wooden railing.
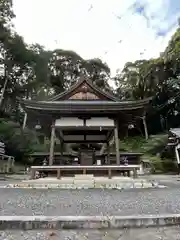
[30,152,142,166]
[30,165,140,179]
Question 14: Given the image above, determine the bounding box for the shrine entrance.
[54,117,116,166]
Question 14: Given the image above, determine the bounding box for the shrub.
[119,134,176,173]
[0,118,39,164]
[119,134,168,155]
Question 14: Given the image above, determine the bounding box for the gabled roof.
[20,97,152,113]
[48,76,119,102]
[19,75,152,114]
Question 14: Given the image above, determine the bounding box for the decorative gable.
[48,76,119,102]
[68,83,100,100]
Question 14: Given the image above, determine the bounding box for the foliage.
[33,143,49,153]
[120,134,168,154]
[0,118,39,163]
[48,50,111,94]
[115,26,180,134]
[149,156,177,173]
[0,0,14,26]
[119,134,176,172]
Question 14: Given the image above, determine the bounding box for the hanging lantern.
[128,124,134,129]
[35,121,41,130]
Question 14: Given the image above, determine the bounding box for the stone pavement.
[142,174,180,186]
[0,175,180,239]
[0,227,180,239]
[0,187,180,216]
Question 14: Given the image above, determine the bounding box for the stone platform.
[5,175,164,189]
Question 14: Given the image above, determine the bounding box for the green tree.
[48,50,112,94]
[114,25,180,133]
[0,118,39,163]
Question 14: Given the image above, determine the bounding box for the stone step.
[73,179,94,189]
[74,174,94,179]
[5,180,163,189]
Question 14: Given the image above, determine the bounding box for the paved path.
[0,187,180,216]
[0,227,180,239]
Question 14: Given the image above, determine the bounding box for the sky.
[12,0,180,76]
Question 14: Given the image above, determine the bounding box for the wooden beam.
[60,141,64,156]
[22,113,27,129]
[142,115,148,140]
[107,142,110,164]
[57,126,114,131]
[114,120,120,165]
[59,130,64,142]
[63,140,107,143]
[106,129,114,142]
[99,143,106,155]
[57,130,64,155]
[49,124,55,165]
[63,130,108,135]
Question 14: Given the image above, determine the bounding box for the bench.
[30,165,140,179]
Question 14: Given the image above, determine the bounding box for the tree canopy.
[115,26,180,133]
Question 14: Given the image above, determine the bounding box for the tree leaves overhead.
[85,58,110,89]
[0,0,15,25]
[162,28,180,75]
[48,49,85,93]
[0,1,113,110]
[48,50,111,94]
[1,0,180,137]
[115,25,180,132]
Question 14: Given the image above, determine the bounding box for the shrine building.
[20,76,151,168]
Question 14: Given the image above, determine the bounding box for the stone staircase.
[5,174,163,189]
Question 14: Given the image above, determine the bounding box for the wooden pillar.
[60,142,64,156]
[175,145,180,165]
[142,115,148,140]
[114,120,120,165]
[100,143,106,155]
[22,113,27,130]
[107,142,110,165]
[49,124,55,165]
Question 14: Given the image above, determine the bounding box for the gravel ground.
[0,227,180,240]
[0,187,180,216]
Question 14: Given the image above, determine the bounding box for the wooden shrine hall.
[20,76,151,178]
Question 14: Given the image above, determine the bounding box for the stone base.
[5,177,165,189]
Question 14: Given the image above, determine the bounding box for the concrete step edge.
[0,214,179,229]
